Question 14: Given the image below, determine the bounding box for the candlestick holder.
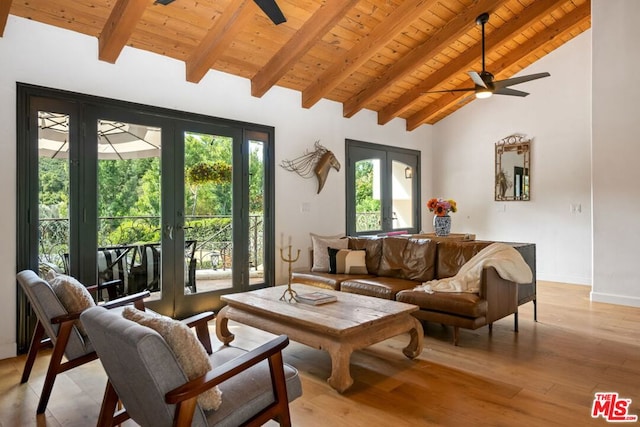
[279,245,300,303]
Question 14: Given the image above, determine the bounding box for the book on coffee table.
[297,291,337,305]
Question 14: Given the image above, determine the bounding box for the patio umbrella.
[38,112,161,160]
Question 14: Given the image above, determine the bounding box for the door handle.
[164,224,174,240]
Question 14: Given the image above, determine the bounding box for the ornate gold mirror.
[495,134,531,201]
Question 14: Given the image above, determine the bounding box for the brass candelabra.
[279,245,300,303]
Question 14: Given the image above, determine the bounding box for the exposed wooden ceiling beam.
[186,0,256,84]
[0,0,11,37]
[377,0,564,125]
[98,0,152,63]
[252,0,359,99]
[301,0,439,109]
[342,0,503,119]
[7,0,593,127]
[406,2,591,130]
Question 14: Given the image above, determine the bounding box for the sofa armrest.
[480,266,518,324]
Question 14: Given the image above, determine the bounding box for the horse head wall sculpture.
[280,141,341,194]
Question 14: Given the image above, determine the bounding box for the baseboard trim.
[590,291,640,308]
[537,273,591,285]
[0,342,17,360]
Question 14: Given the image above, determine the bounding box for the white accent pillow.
[47,272,96,336]
[122,306,222,411]
[310,233,348,272]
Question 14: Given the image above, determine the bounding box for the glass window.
[346,140,420,235]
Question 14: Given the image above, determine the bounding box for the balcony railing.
[38,215,264,274]
[355,211,382,232]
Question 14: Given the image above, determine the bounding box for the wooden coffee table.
[216,283,424,392]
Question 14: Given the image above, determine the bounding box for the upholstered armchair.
[17,269,152,413]
[81,305,302,427]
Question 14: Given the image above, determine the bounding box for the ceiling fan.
[425,12,550,99]
[253,0,286,25]
[155,1,285,25]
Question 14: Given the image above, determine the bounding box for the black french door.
[17,85,274,340]
[346,139,420,236]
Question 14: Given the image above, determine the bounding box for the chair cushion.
[310,233,347,272]
[122,306,222,411]
[205,346,303,427]
[47,272,96,335]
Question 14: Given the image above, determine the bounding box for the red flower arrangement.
[427,198,457,217]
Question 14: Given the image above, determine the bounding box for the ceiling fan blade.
[253,0,286,25]
[423,88,476,95]
[468,71,487,88]
[493,72,550,90]
[493,87,529,97]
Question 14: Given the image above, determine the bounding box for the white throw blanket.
[414,242,533,294]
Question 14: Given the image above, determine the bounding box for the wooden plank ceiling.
[2,0,591,130]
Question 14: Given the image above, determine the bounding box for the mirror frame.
[495,134,531,201]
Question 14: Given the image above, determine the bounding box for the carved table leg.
[402,317,424,359]
[215,306,235,344]
[326,343,354,393]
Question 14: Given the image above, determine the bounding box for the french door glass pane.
[391,160,414,230]
[355,158,381,233]
[96,119,162,298]
[249,139,265,285]
[37,111,70,274]
[184,132,233,294]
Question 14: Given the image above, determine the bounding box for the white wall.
[0,16,432,358]
[591,0,640,307]
[432,30,593,285]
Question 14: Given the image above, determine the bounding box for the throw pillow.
[122,306,222,411]
[47,272,96,335]
[328,248,368,274]
[310,233,348,272]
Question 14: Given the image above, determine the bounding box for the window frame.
[16,83,275,348]
[345,139,421,236]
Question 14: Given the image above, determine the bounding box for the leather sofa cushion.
[291,271,374,290]
[348,236,383,275]
[396,290,487,318]
[377,237,437,282]
[435,240,493,279]
[340,277,418,300]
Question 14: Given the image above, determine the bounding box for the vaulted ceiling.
[1,0,590,131]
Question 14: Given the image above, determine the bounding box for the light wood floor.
[1,281,639,426]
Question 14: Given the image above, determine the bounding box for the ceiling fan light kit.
[424,12,550,100]
[475,89,492,99]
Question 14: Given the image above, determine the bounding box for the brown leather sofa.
[292,236,536,345]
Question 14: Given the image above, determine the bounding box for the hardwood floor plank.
[0,281,638,426]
